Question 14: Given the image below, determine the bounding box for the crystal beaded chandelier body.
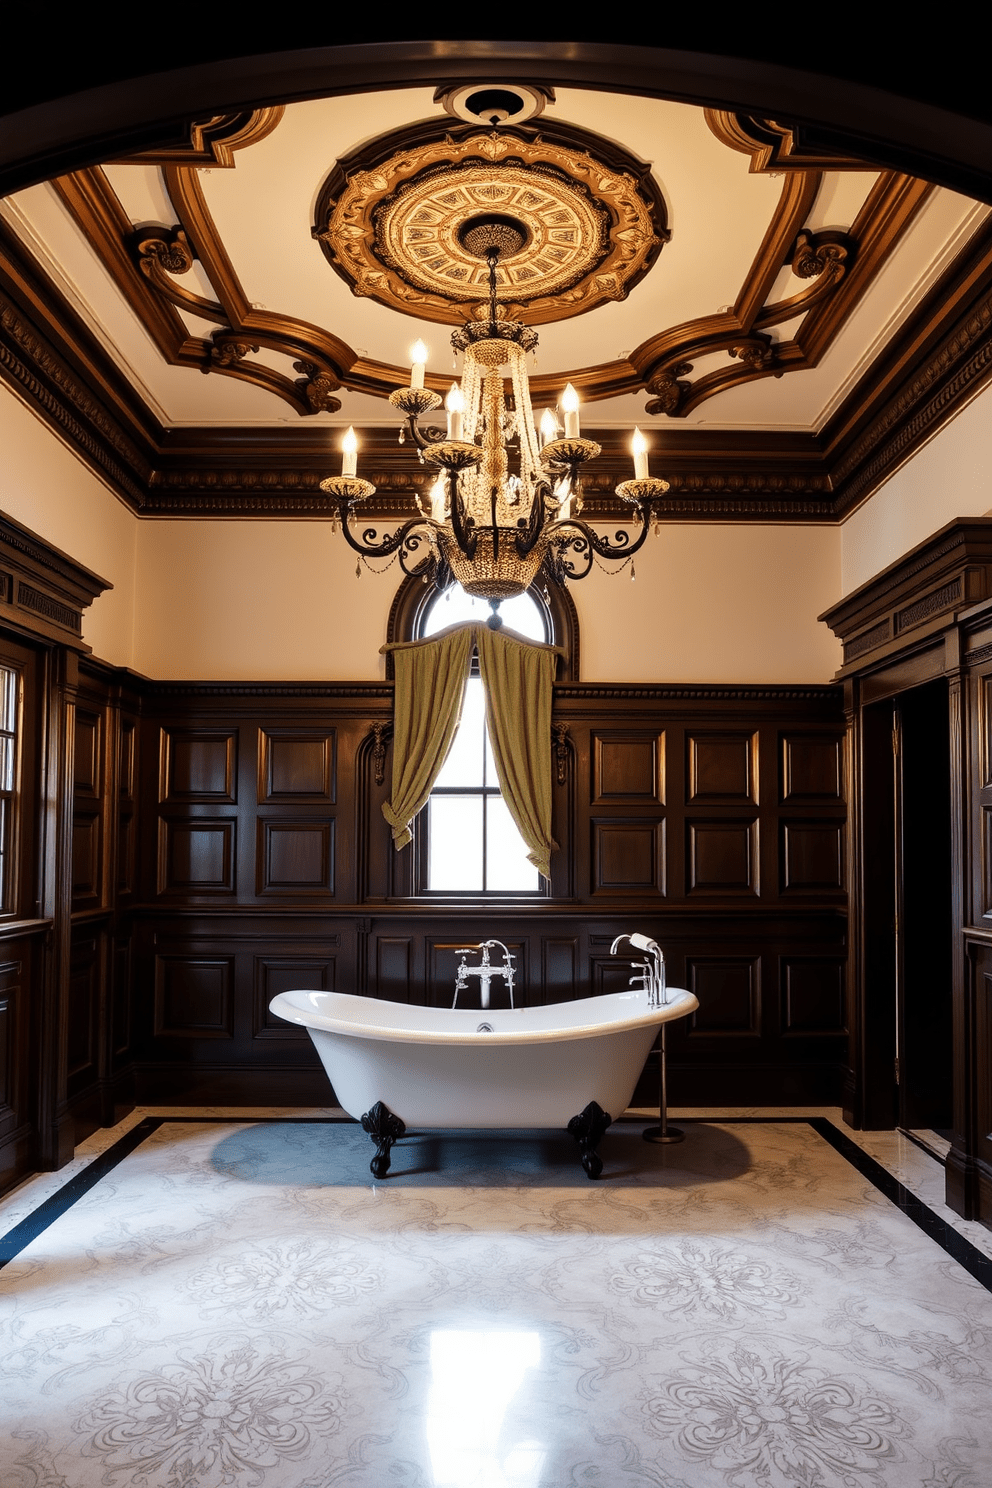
[320,214,669,621]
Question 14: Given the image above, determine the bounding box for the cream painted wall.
[132,519,396,679]
[574,524,842,683]
[2,378,844,682]
[0,382,138,665]
[841,381,992,596]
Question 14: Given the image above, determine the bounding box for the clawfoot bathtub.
[269,985,698,1179]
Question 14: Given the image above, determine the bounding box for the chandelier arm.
[549,531,595,583]
[447,468,478,559]
[337,510,433,561]
[406,412,446,452]
[514,476,555,558]
[397,530,440,581]
[549,509,652,561]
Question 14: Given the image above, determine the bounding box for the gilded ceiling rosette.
[314,123,669,325]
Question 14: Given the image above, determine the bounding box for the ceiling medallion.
[317,129,666,326]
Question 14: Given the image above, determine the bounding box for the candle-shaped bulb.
[341,425,358,478]
[410,340,428,389]
[539,408,558,445]
[446,382,464,441]
[632,426,649,480]
[561,382,580,438]
[430,474,448,522]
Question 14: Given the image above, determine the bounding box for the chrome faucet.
[452,940,516,1009]
[611,932,667,1007]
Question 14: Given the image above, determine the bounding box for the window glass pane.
[0,667,16,734]
[422,584,545,641]
[485,797,540,891]
[435,678,486,787]
[429,795,483,890]
[483,715,497,787]
[0,736,12,794]
[0,797,8,912]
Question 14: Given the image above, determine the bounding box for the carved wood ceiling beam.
[44,115,932,425]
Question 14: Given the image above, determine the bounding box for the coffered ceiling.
[1,76,990,522]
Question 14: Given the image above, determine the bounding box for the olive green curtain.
[476,625,559,881]
[380,621,562,877]
[379,624,475,850]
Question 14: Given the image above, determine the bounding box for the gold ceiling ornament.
[316,129,666,326]
[320,231,668,612]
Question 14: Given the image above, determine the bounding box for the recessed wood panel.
[160,729,236,802]
[72,814,101,899]
[119,718,135,799]
[783,959,846,1034]
[687,958,760,1035]
[117,813,134,894]
[158,821,235,893]
[688,821,758,894]
[112,940,130,1058]
[0,960,23,1117]
[259,729,335,801]
[983,678,992,790]
[782,822,844,891]
[782,734,842,802]
[254,956,334,1036]
[687,732,757,804]
[74,709,101,795]
[258,821,334,893]
[591,732,664,804]
[0,994,11,1110]
[981,809,992,920]
[376,937,412,1002]
[67,938,98,1078]
[542,937,577,1004]
[154,956,234,1037]
[592,819,665,894]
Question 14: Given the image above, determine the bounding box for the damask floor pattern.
[2,1112,991,1488]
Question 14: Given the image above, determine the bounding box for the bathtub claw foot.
[361,1101,406,1178]
[567,1100,612,1179]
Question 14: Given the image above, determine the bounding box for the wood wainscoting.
[124,677,847,1111]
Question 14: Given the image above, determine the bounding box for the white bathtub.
[269,986,698,1176]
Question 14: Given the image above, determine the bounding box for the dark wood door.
[895,680,953,1133]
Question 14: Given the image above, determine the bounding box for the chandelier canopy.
[320,214,669,620]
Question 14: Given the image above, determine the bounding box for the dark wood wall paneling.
[126,681,847,1110]
[820,519,992,1231]
[0,506,850,1194]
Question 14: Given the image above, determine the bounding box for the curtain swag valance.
[379,623,562,880]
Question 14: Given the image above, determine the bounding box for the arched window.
[386,577,577,894]
[421,586,547,892]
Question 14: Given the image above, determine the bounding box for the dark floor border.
[0,1118,164,1268]
[2,1115,991,1292]
[810,1117,992,1293]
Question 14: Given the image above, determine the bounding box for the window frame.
[387,574,575,900]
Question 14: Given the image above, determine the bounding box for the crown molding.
[2,212,991,525]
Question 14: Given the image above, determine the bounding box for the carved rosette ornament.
[316,128,667,326]
[134,226,195,278]
[791,229,853,281]
[644,364,694,417]
[293,361,342,415]
[209,335,259,368]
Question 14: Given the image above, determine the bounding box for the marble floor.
[2,1107,992,1488]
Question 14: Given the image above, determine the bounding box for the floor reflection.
[427,1330,544,1487]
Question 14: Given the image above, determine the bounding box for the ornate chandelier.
[320,215,669,618]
